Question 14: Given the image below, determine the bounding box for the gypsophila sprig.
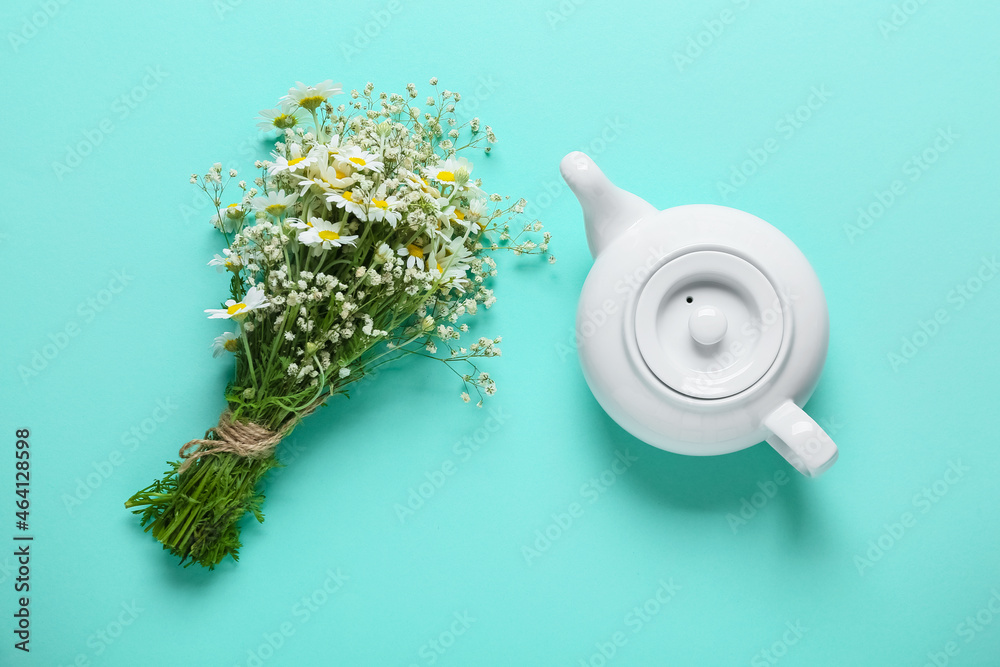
[125,78,552,569]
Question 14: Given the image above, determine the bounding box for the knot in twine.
[177,410,283,474]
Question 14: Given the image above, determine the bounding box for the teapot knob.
[688,305,728,346]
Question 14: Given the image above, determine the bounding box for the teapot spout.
[560,151,657,258]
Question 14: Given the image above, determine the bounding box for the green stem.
[241,326,259,391]
[311,110,322,142]
[125,449,281,569]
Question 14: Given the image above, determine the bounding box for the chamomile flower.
[323,134,344,156]
[430,199,467,240]
[208,248,242,273]
[256,102,305,132]
[429,238,473,291]
[426,156,473,185]
[425,245,444,277]
[282,80,343,112]
[210,203,245,233]
[461,179,486,198]
[441,238,474,279]
[211,331,240,358]
[267,146,318,175]
[295,177,325,198]
[328,189,367,218]
[398,243,425,270]
[225,201,247,218]
[402,171,441,198]
[286,217,311,230]
[373,243,394,264]
[336,145,384,173]
[448,205,472,229]
[205,285,270,320]
[366,188,402,226]
[468,198,489,223]
[298,218,358,250]
[298,162,355,197]
[251,189,298,217]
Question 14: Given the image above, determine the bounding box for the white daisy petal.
[205,285,270,320]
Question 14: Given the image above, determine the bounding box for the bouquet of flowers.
[124,78,552,569]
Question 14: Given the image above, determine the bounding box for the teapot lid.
[634,250,785,399]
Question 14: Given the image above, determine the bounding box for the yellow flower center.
[272,113,297,129]
[223,338,239,352]
[436,262,443,272]
[265,204,286,215]
[437,170,455,182]
[288,156,307,167]
[335,169,347,179]
[342,191,354,202]
[318,230,341,241]
[349,156,367,167]
[227,303,247,315]
[372,199,389,209]
[298,94,325,111]
[454,210,465,220]
[407,244,424,259]
[227,203,239,208]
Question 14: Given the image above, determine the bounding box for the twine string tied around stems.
[177,410,283,474]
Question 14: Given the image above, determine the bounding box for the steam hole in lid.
[685,296,693,303]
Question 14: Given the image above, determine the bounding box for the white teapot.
[561,152,838,477]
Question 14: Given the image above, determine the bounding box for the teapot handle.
[763,400,838,477]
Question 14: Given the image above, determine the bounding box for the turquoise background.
[1,0,999,664]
